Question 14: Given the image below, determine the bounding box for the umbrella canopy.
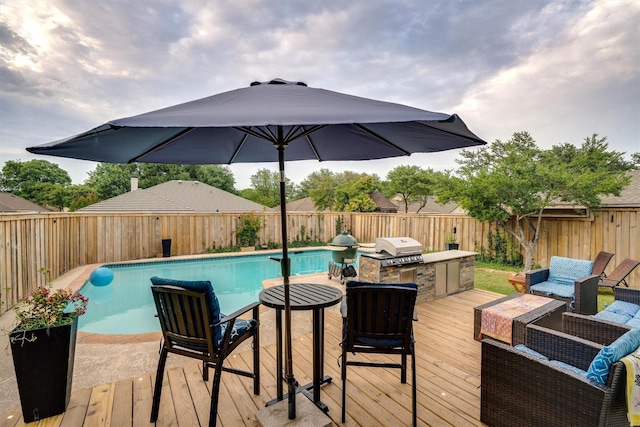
[27,78,484,164]
[27,78,486,419]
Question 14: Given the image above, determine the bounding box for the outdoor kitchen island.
[358,249,477,303]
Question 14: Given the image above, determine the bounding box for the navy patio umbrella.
[27,78,486,419]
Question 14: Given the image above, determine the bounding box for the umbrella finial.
[250,78,307,87]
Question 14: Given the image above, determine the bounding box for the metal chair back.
[341,282,418,426]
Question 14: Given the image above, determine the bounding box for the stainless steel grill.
[361,237,424,267]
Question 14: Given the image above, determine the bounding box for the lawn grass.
[475,262,613,312]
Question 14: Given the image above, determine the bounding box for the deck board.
[2,289,501,426]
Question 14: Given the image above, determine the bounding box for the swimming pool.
[78,249,358,334]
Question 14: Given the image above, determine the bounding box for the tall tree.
[0,159,71,203]
[36,183,69,211]
[306,170,380,211]
[245,168,295,208]
[304,169,339,211]
[412,169,444,213]
[437,132,633,271]
[67,184,100,211]
[191,165,236,193]
[386,165,439,213]
[334,175,378,212]
[85,163,237,200]
[85,163,141,200]
[137,164,237,193]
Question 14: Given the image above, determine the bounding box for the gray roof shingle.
[0,193,51,212]
[80,180,268,212]
[600,170,640,207]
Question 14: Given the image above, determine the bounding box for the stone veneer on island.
[358,250,477,304]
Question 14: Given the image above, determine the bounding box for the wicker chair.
[481,324,628,427]
[563,287,640,345]
[525,256,599,315]
[150,280,260,427]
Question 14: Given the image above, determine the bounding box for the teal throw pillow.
[586,328,640,384]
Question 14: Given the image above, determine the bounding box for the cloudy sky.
[1,0,638,189]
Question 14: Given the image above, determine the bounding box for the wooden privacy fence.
[0,209,637,315]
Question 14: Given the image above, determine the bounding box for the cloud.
[0,0,637,188]
[454,1,640,150]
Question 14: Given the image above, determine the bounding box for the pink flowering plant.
[13,286,88,332]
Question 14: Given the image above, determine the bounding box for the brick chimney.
[131,177,139,191]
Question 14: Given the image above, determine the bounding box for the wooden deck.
[1,289,499,427]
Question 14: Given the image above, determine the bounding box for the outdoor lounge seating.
[150,277,260,427]
[525,255,599,314]
[563,287,640,345]
[481,323,636,426]
[598,258,640,288]
[593,251,615,279]
[341,280,418,427]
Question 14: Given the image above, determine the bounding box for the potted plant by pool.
[236,212,262,251]
[445,233,459,250]
[9,280,88,423]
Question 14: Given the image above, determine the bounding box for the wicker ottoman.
[473,294,566,346]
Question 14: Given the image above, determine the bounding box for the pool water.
[78,249,358,334]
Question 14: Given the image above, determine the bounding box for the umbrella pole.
[277,135,296,419]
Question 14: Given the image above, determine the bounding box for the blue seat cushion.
[594,300,640,325]
[529,281,575,298]
[150,276,222,343]
[627,313,640,329]
[514,344,549,360]
[550,360,588,377]
[547,256,593,286]
[595,310,636,325]
[587,328,640,384]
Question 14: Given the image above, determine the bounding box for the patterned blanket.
[622,346,640,426]
[480,294,554,344]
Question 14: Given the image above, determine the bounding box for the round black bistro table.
[259,283,343,412]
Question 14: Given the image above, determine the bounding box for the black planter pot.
[161,238,172,257]
[445,243,459,250]
[9,317,78,423]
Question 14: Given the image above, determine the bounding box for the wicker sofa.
[481,324,629,426]
[525,255,599,315]
[563,287,640,345]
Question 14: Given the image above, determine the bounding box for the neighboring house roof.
[80,180,268,212]
[0,192,50,212]
[282,191,399,213]
[544,169,640,214]
[407,197,462,214]
[391,195,461,214]
[370,190,398,213]
[284,197,327,212]
[600,169,640,208]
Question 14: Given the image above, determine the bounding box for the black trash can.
[161,239,171,257]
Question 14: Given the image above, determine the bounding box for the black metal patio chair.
[150,277,260,427]
[340,280,418,426]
